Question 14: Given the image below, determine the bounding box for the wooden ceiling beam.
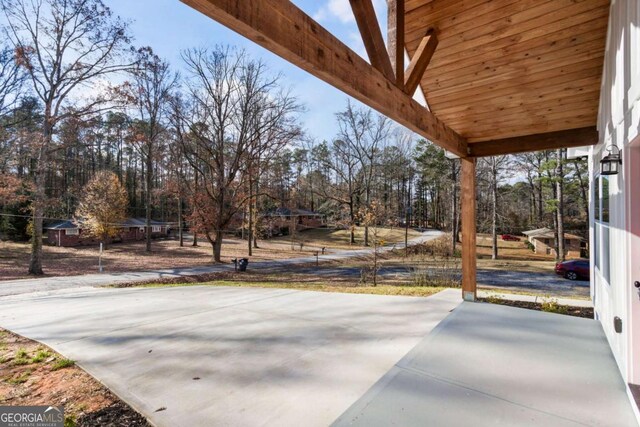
[404,29,438,95]
[387,0,405,88]
[350,0,396,81]
[468,127,598,157]
[180,0,468,158]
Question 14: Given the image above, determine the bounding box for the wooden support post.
[461,157,477,301]
[387,0,404,88]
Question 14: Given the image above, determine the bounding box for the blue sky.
[106,0,388,143]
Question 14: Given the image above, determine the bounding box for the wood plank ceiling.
[404,0,610,143]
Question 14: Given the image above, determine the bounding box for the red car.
[501,234,520,241]
[555,259,590,280]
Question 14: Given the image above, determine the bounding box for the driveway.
[0,286,461,426]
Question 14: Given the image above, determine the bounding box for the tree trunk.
[491,160,498,260]
[145,149,153,252]
[252,185,259,249]
[556,149,566,261]
[364,188,370,247]
[213,230,223,262]
[178,197,184,247]
[349,197,356,244]
[248,182,253,256]
[29,176,45,275]
[28,116,52,276]
[573,159,590,231]
[451,161,458,253]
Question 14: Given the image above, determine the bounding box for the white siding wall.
[592,0,640,384]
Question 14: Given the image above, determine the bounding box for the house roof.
[266,208,324,217]
[523,227,582,240]
[522,227,553,237]
[124,218,170,226]
[46,218,169,230]
[44,220,79,230]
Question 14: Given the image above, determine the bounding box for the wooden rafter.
[387,0,405,88]
[468,127,598,157]
[404,29,438,96]
[180,0,468,158]
[349,0,395,81]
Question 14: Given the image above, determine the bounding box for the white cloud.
[313,0,386,24]
[313,0,355,24]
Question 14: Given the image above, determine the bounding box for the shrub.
[31,349,51,363]
[407,236,461,288]
[51,358,75,371]
[541,298,569,315]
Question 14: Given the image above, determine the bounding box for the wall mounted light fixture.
[600,143,622,175]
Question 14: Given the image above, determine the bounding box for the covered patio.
[176,0,640,424]
[333,301,637,426]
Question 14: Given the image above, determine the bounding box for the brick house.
[522,228,585,258]
[262,208,326,234]
[45,218,170,247]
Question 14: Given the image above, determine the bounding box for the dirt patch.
[0,329,150,426]
[478,297,594,318]
[77,401,149,426]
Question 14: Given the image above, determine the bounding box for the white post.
[99,243,103,273]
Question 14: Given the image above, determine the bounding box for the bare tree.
[336,100,391,246]
[1,0,134,274]
[0,45,25,116]
[480,155,511,260]
[555,148,566,261]
[126,48,178,252]
[175,47,300,262]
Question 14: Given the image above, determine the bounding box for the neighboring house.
[522,228,584,258]
[45,220,100,248]
[263,208,326,234]
[45,218,170,247]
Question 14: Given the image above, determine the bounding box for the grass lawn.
[138,279,449,297]
[475,234,563,273]
[270,226,423,250]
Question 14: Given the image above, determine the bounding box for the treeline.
[0,0,586,275]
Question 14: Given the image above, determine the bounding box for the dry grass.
[0,227,421,281]
[139,279,448,297]
[270,226,422,250]
[0,237,338,281]
[475,234,567,273]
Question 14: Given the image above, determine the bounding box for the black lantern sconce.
[600,143,622,175]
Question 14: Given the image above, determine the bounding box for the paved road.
[291,265,590,298]
[0,230,444,298]
[0,286,461,427]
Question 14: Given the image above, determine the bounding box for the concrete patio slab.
[0,286,460,426]
[333,301,637,427]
